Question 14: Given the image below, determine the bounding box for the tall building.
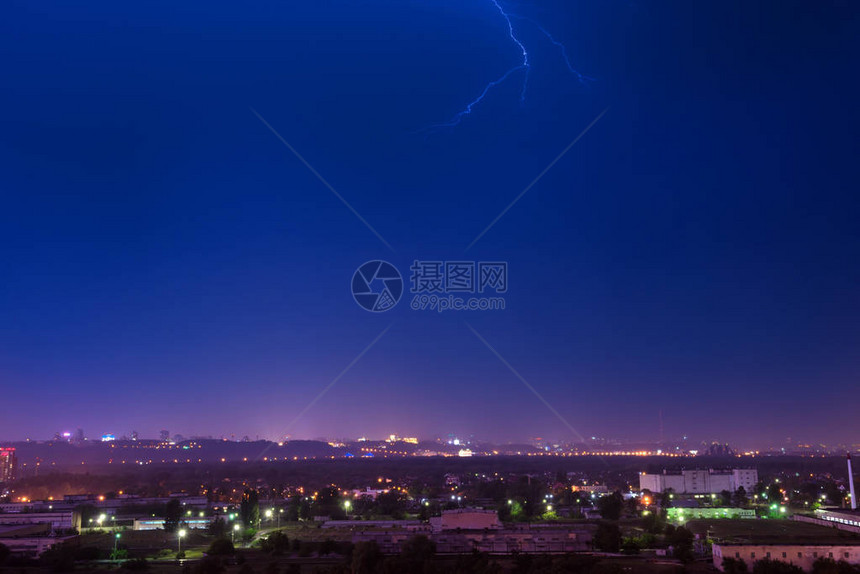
[0,448,16,483]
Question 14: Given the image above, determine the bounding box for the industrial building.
[0,512,80,558]
[714,543,860,572]
[351,509,593,555]
[639,468,758,494]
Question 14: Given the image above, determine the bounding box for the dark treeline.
[6,455,849,503]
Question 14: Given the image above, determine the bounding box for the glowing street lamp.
[232,523,240,544]
[177,529,186,555]
[113,533,121,558]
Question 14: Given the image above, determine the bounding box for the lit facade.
[0,448,16,483]
[639,468,757,494]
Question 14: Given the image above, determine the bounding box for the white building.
[639,469,757,494]
[714,543,860,572]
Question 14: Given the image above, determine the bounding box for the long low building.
[349,509,593,555]
[353,524,593,555]
[813,509,860,530]
[639,469,758,494]
[0,525,78,559]
[0,511,80,531]
[0,495,208,514]
[429,508,501,532]
[667,507,755,522]
[133,517,214,531]
[714,543,860,572]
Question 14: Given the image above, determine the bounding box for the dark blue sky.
[2,0,858,447]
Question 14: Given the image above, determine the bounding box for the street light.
[114,533,121,558]
[232,523,240,544]
[177,529,186,556]
[278,508,283,529]
[344,500,351,519]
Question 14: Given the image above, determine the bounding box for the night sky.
[2,0,859,447]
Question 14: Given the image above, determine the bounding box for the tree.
[260,532,290,555]
[206,538,235,556]
[314,487,345,519]
[722,557,749,573]
[286,496,300,522]
[163,499,182,533]
[733,487,749,508]
[660,488,674,508]
[719,489,733,506]
[376,491,406,519]
[752,558,804,574]
[597,492,623,520]
[766,483,783,503]
[642,510,666,534]
[111,548,129,561]
[352,541,383,574]
[41,546,77,573]
[621,537,640,555]
[298,498,311,521]
[194,556,225,574]
[400,534,436,572]
[593,522,621,552]
[241,489,260,528]
[811,557,860,574]
[208,517,226,537]
[667,526,695,563]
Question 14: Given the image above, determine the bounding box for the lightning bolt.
[426,0,591,131]
[491,0,530,102]
[511,15,595,86]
